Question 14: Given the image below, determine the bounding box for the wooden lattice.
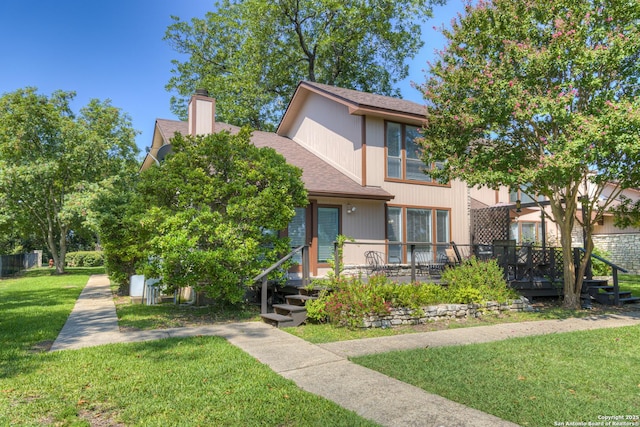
[470,206,511,245]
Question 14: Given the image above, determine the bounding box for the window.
[510,221,542,244]
[386,121,443,184]
[406,208,432,260]
[509,185,545,204]
[317,207,340,263]
[387,206,451,262]
[387,206,403,263]
[288,207,306,264]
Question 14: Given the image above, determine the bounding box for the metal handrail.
[252,245,309,314]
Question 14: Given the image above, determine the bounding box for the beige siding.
[470,186,502,207]
[313,197,386,266]
[361,117,472,245]
[364,117,385,186]
[594,216,638,235]
[284,94,363,183]
[383,180,471,245]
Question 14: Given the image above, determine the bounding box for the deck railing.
[333,240,568,284]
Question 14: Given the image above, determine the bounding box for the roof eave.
[307,190,394,201]
[278,81,426,134]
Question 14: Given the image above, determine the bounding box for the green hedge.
[65,251,105,267]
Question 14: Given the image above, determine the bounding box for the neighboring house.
[470,183,640,273]
[142,82,471,277]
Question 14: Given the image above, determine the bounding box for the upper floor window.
[509,185,545,204]
[386,121,443,184]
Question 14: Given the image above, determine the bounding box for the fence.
[0,251,42,278]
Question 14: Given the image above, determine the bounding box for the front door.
[316,206,340,268]
[288,202,341,276]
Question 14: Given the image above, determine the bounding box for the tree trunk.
[559,222,580,309]
[45,220,66,275]
[57,227,67,274]
[550,196,581,309]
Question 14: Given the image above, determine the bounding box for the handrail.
[251,245,306,282]
[576,247,627,306]
[576,247,628,273]
[252,245,309,314]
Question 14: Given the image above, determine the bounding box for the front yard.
[354,325,640,427]
[3,268,638,426]
[0,269,375,427]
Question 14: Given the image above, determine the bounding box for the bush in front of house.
[65,251,105,267]
[442,256,517,304]
[306,257,517,327]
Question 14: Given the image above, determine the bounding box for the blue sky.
[0,0,463,156]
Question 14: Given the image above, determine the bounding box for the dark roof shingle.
[154,119,393,201]
[299,81,426,118]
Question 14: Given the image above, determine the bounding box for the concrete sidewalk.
[52,275,640,427]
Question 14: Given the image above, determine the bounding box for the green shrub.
[307,275,450,327]
[442,257,517,303]
[305,259,518,328]
[590,247,612,276]
[388,282,449,308]
[305,291,330,323]
[65,251,105,267]
[323,278,391,328]
[448,286,484,304]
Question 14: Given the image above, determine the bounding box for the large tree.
[135,129,307,304]
[165,0,444,129]
[0,88,139,273]
[419,0,640,308]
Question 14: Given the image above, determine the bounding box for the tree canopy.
[419,0,640,308]
[165,0,444,130]
[132,129,308,304]
[0,88,139,273]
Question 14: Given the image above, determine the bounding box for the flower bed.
[362,298,533,328]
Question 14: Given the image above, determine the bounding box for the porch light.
[347,204,356,214]
[515,199,522,213]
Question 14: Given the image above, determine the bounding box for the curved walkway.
[52,275,640,427]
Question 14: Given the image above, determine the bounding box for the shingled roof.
[154,119,393,201]
[278,81,426,134]
[301,81,426,117]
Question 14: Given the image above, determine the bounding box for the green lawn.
[0,270,378,426]
[354,326,640,427]
[620,273,640,297]
[5,269,637,425]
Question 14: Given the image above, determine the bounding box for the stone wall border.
[362,298,533,328]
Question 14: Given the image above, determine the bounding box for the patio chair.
[364,250,388,276]
[445,248,459,266]
[413,250,432,276]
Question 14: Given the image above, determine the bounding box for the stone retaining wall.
[592,233,640,274]
[362,299,533,328]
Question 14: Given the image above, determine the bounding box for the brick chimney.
[188,89,215,136]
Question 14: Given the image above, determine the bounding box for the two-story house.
[142,81,471,277]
